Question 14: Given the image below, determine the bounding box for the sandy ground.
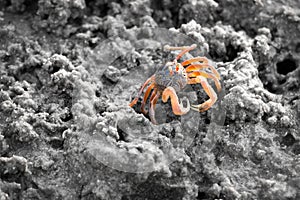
[0,0,299,199]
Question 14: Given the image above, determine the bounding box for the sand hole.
[276,58,297,75]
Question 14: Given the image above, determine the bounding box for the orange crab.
[129,44,221,124]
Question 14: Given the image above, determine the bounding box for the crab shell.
[154,61,188,92]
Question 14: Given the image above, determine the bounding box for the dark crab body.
[129,44,221,124]
[155,63,188,92]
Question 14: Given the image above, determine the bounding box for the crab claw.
[179,96,190,114]
[191,103,210,113]
[162,86,190,115]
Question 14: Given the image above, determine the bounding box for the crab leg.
[185,63,220,80]
[162,86,190,115]
[149,90,160,124]
[188,71,221,92]
[188,76,217,112]
[129,75,155,107]
[146,87,157,115]
[140,83,155,114]
[164,44,197,61]
[181,56,209,66]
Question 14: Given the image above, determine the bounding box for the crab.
[129,44,221,124]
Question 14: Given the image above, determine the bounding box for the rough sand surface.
[0,0,299,199]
